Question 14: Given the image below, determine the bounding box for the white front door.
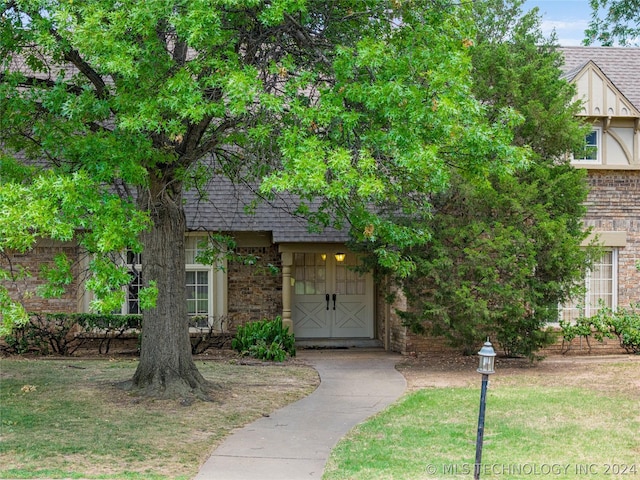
[291,252,373,338]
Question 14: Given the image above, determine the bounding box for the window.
[185,235,217,329]
[186,270,211,327]
[293,253,326,295]
[573,128,601,163]
[117,235,227,329]
[123,251,142,315]
[560,249,618,322]
[185,235,227,329]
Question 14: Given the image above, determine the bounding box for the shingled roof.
[184,177,350,243]
[559,46,640,110]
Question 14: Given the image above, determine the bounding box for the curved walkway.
[194,348,406,480]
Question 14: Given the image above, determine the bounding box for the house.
[557,47,640,334]
[3,46,639,356]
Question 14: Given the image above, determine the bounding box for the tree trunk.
[127,171,209,399]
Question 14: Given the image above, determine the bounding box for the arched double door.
[290,251,373,338]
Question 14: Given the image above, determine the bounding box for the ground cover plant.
[324,355,640,480]
[232,317,296,362]
[0,355,318,479]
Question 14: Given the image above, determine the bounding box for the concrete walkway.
[194,348,406,480]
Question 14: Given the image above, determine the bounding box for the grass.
[3,354,639,480]
[0,356,319,479]
[324,360,640,480]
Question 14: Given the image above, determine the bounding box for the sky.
[523,0,594,46]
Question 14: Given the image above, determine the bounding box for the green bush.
[232,317,295,362]
[0,313,141,356]
[607,304,640,354]
[560,304,640,355]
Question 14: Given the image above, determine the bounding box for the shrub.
[1,313,141,356]
[232,317,295,362]
[190,315,234,354]
[559,304,640,355]
[607,304,640,354]
[496,315,557,360]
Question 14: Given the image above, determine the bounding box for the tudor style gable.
[569,60,639,119]
[561,48,640,169]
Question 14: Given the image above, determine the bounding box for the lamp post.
[474,339,496,480]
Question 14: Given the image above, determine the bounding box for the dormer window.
[573,128,601,164]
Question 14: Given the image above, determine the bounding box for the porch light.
[321,253,327,261]
[334,252,346,262]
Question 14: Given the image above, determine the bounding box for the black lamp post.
[474,339,496,480]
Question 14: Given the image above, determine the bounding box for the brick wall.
[584,170,640,309]
[3,239,283,332]
[226,245,283,328]
[1,240,79,314]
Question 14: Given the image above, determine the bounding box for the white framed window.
[117,234,227,329]
[185,234,227,330]
[186,270,211,327]
[572,128,602,164]
[560,249,618,322]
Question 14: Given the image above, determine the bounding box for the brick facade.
[4,167,638,358]
[584,170,640,309]
[1,239,79,314]
[226,245,283,328]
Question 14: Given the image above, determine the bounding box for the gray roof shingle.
[184,177,349,243]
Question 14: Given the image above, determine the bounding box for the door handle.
[332,293,337,310]
[326,293,330,310]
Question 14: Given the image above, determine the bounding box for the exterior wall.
[584,170,640,309]
[381,170,640,357]
[226,244,283,328]
[1,239,79,314]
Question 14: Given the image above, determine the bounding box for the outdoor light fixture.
[477,339,496,375]
[334,252,346,262]
[321,253,327,261]
[474,338,496,480]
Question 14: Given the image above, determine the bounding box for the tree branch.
[50,31,109,99]
[24,8,110,99]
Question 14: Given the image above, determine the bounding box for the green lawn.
[3,355,639,480]
[324,362,640,480]
[0,357,318,479]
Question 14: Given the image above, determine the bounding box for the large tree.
[375,0,593,357]
[1,0,525,397]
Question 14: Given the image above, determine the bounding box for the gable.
[560,47,640,113]
[570,61,640,118]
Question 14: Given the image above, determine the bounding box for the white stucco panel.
[573,62,640,118]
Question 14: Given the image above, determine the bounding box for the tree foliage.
[2,0,526,394]
[586,0,640,45]
[383,0,593,358]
